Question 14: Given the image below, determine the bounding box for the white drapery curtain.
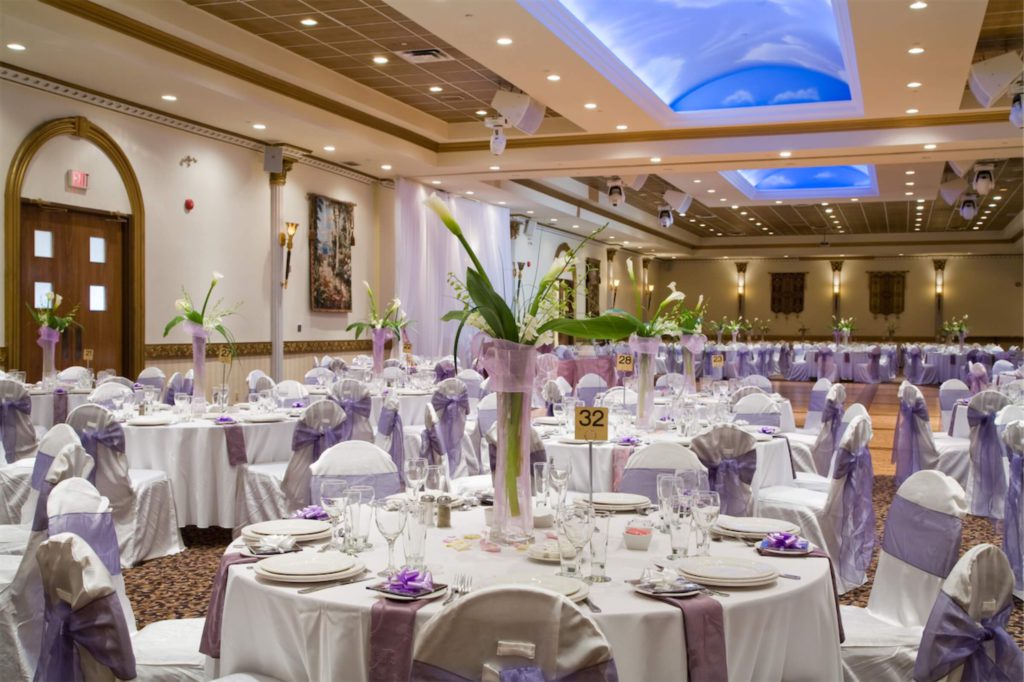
[395,178,513,362]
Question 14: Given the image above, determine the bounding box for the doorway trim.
[4,116,145,375]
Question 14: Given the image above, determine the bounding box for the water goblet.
[557,504,595,578]
[691,491,721,557]
[319,480,348,551]
[551,399,565,430]
[111,393,126,420]
[667,492,694,560]
[547,459,572,509]
[143,386,156,408]
[402,501,429,571]
[347,485,375,552]
[561,397,579,433]
[404,457,427,502]
[373,499,408,577]
[174,393,192,421]
[424,464,448,496]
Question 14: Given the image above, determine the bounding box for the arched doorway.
[4,116,145,376]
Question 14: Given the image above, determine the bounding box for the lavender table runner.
[53,389,69,424]
[223,424,248,466]
[655,593,728,682]
[199,553,259,658]
[369,598,429,682]
[756,547,845,642]
[610,445,634,492]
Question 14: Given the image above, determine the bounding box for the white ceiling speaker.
[972,163,995,195]
[948,160,975,178]
[657,203,673,228]
[490,90,545,135]
[662,189,693,215]
[968,50,1023,108]
[484,116,507,155]
[622,175,648,191]
[959,193,979,221]
[938,177,968,205]
[607,178,625,207]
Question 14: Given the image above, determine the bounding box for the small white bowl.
[623,530,653,551]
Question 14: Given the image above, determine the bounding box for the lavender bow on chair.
[79,423,126,481]
[913,592,1022,682]
[906,348,924,384]
[420,423,445,467]
[431,391,469,477]
[48,511,122,577]
[881,495,962,578]
[332,395,372,442]
[434,360,456,382]
[814,400,845,475]
[967,407,1007,519]
[832,444,876,586]
[292,421,346,465]
[704,450,757,516]
[0,395,31,463]
[377,405,406,480]
[892,398,930,486]
[36,591,136,682]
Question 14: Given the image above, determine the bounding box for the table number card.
[218,347,232,364]
[711,354,725,369]
[615,353,634,372]
[402,341,413,354]
[82,348,94,365]
[574,406,609,442]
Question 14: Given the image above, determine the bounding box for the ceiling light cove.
[161,94,177,101]
[721,164,878,201]
[906,108,920,114]
[252,123,266,130]
[906,82,922,89]
[323,145,335,152]
[6,43,27,51]
[908,46,925,55]
[373,56,389,65]
[778,151,792,158]
[615,124,629,130]
[429,86,444,93]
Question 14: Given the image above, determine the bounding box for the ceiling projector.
[959,194,979,221]
[607,178,625,207]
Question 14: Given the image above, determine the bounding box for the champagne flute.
[656,473,679,533]
[319,480,348,551]
[404,457,427,502]
[373,499,408,577]
[533,462,550,509]
[557,504,595,578]
[692,491,721,557]
[547,459,572,510]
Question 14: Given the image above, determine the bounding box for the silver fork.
[459,575,473,601]
[442,574,464,606]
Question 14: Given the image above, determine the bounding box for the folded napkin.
[655,593,727,682]
[257,534,297,553]
[755,546,845,643]
[199,553,259,658]
[369,598,430,682]
[222,424,248,466]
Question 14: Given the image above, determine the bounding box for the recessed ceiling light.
[993,195,1003,200]
[910,1,927,8]
[989,203,997,207]
[489,165,500,171]
[905,170,916,175]
[380,164,392,171]
[432,180,442,185]
[623,240,630,244]
[778,150,792,158]
[917,198,926,203]
[584,102,598,110]
[825,208,833,213]
[693,179,701,184]
[784,255,789,258]
[6,43,26,51]
[731,205,739,209]
[908,46,925,55]
[572,224,579,228]
[549,217,557,222]
[496,37,513,46]
[465,191,474,195]
[498,201,507,205]
[526,210,534,214]
[546,74,561,82]
[323,145,335,152]
[161,94,177,102]
[923,143,937,150]
[740,211,748,215]
[300,18,318,26]
[699,223,706,227]
[914,227,921,231]
[985,210,992,214]
[972,226,980,230]
[756,222,762,226]
[615,124,629,130]
[899,253,904,256]
[252,123,266,130]
[906,82,922,89]
[905,181,915,186]
[650,157,661,163]
[821,202,829,206]
[429,86,443,93]
[719,197,727,202]
[775,200,783,204]
[373,56,389,65]
[906,108,920,114]
[475,110,488,116]
[608,235,614,239]
[748,217,755,221]
[851,198,860,202]
[689,219,696,223]
[707,189,716,194]
[905,191,914,196]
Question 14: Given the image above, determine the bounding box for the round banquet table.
[926,350,967,383]
[28,388,90,430]
[125,417,296,528]
[217,508,842,681]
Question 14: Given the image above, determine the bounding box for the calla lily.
[626,257,635,282]
[212,271,224,282]
[53,293,63,308]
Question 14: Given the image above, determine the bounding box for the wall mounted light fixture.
[611,278,621,307]
[280,221,299,288]
[735,262,747,317]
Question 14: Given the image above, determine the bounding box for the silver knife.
[583,597,602,613]
[296,571,374,594]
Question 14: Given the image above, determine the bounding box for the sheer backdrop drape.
[396,178,513,363]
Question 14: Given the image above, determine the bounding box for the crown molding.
[145,339,379,360]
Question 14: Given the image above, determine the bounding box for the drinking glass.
[675,469,709,495]
[402,501,429,570]
[174,393,192,421]
[111,393,126,420]
[656,473,679,533]
[347,485,375,552]
[143,386,156,407]
[533,461,550,509]
[258,389,273,412]
[373,499,408,577]
[404,458,427,501]
[557,505,595,578]
[588,512,612,583]
[667,492,694,560]
[319,480,348,551]
[551,399,565,429]
[213,384,229,411]
[548,459,572,510]
[424,464,448,496]
[691,491,721,557]
[562,397,579,433]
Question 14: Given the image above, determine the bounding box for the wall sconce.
[646,283,655,309]
[737,271,746,295]
[934,269,944,295]
[610,278,620,307]
[832,270,841,295]
[280,221,299,288]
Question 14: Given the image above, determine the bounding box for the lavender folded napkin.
[655,593,727,682]
[756,546,845,643]
[199,553,259,658]
[369,598,429,682]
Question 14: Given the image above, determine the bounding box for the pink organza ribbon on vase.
[371,328,392,377]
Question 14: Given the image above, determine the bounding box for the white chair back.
[0,378,38,462]
[939,379,972,432]
[729,385,766,408]
[477,392,498,437]
[456,368,484,400]
[87,381,132,408]
[309,441,401,500]
[575,373,608,407]
[626,442,704,471]
[805,377,832,431]
[56,366,92,385]
[304,366,335,386]
[274,379,309,406]
[822,415,875,592]
[22,424,82,524]
[742,374,773,391]
[599,387,638,407]
[135,367,166,393]
[280,400,346,510]
[732,392,778,414]
[330,379,375,442]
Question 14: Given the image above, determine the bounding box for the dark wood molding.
[144,338,381,360]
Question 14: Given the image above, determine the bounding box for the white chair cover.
[456,368,484,401]
[0,379,38,463]
[690,425,758,516]
[97,376,134,389]
[136,367,166,394]
[309,441,401,500]
[599,387,638,408]
[87,382,133,409]
[811,384,848,476]
[729,385,766,408]
[273,380,309,408]
[330,379,375,442]
[802,378,832,432]
[939,379,972,433]
[411,586,617,681]
[741,374,773,392]
[618,443,704,499]
[11,424,80,529]
[56,366,92,385]
[303,367,335,386]
[246,370,271,393]
[574,373,608,407]
[476,393,498,448]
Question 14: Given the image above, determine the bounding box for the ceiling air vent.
[397,48,455,64]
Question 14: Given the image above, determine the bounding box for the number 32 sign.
[575,406,609,442]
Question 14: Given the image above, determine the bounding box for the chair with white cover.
[741,374,773,392]
[892,382,951,486]
[730,345,757,379]
[617,442,704,499]
[807,384,848,477]
[303,366,335,387]
[98,375,134,389]
[87,381,133,409]
[135,367,166,394]
[729,385,766,409]
[938,379,972,434]
[732,392,781,427]
[816,347,839,383]
[541,379,566,416]
[1002,421,1023,600]
[598,387,638,408]
[482,424,547,485]
[308,441,402,501]
[963,389,1013,521]
[329,379,375,442]
[475,392,498,449]
[0,378,37,465]
[456,368,484,401]
[794,402,872,492]
[905,346,939,385]
[426,379,475,478]
[410,586,618,681]
[913,544,1023,682]
[799,378,832,433]
[966,361,990,394]
[839,470,967,682]
[992,359,1015,379]
[852,346,883,384]
[56,366,91,386]
[66,404,182,566]
[655,372,686,392]
[160,371,185,405]
[690,424,758,516]
[273,379,309,408]
[755,415,876,594]
[785,345,813,382]
[575,373,608,407]
[246,370,271,394]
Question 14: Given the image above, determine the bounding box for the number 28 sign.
[574,406,609,442]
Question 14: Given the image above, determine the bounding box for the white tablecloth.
[28,390,90,430]
[926,351,966,383]
[125,418,296,528]
[219,508,842,681]
[308,390,433,427]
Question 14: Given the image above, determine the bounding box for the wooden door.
[19,200,127,380]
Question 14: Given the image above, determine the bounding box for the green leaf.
[538,314,639,340]
[450,306,479,374]
[214,324,237,357]
[163,315,185,338]
[441,309,470,322]
[466,267,517,342]
[346,321,370,339]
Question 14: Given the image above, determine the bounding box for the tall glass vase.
[371,328,391,377]
[183,321,209,406]
[37,326,59,383]
[480,338,535,544]
[957,331,965,348]
[841,331,850,346]
[629,335,659,430]
[679,334,706,395]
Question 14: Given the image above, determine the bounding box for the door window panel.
[34,282,53,307]
[89,237,106,263]
[34,230,53,258]
[89,285,107,311]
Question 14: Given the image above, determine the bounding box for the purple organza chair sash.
[1006,450,1023,592]
[832,445,876,586]
[332,395,372,442]
[31,451,56,490]
[292,421,346,465]
[778,347,792,375]
[967,406,1007,519]
[734,412,781,427]
[36,591,136,682]
[53,388,69,425]
[866,350,881,381]
[135,376,163,391]
[434,361,456,382]
[377,406,406,480]
[940,390,972,411]
[656,594,728,682]
[421,424,445,466]
[408,660,619,681]
[703,450,757,516]
[47,511,121,576]
[309,473,401,501]
[881,494,962,577]
[907,348,924,384]
[199,553,259,658]
[817,349,834,377]
[807,390,827,413]
[735,350,754,377]
[892,398,930,486]
[181,376,194,396]
[0,395,31,463]
[913,592,1022,682]
[432,392,469,476]
[617,467,676,500]
[822,400,845,449]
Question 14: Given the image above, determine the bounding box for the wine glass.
[533,461,550,509]
[551,399,565,429]
[557,504,595,578]
[547,459,572,509]
[691,491,721,557]
[561,397,579,433]
[111,393,126,420]
[404,457,427,502]
[424,464,448,496]
[319,480,348,551]
[373,499,408,577]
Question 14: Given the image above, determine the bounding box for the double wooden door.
[19,200,127,380]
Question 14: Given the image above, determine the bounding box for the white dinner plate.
[367,583,449,601]
[533,417,564,426]
[633,579,703,599]
[242,528,332,544]
[125,414,174,427]
[557,438,598,445]
[715,516,798,536]
[242,519,331,537]
[591,492,650,507]
[676,557,779,584]
[241,412,289,423]
[396,389,431,396]
[254,560,364,584]
[481,574,588,602]
[258,552,356,577]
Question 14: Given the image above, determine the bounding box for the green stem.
[505,393,524,517]
[199,281,216,320]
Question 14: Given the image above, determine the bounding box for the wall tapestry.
[868,271,906,316]
[585,257,601,317]
[309,194,355,312]
[770,272,806,315]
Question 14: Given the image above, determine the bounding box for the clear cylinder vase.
[842,331,850,346]
[371,328,391,377]
[183,321,209,407]
[38,326,59,383]
[679,334,705,395]
[630,335,659,430]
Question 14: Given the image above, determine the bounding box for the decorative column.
[736,262,747,318]
[830,260,844,318]
[268,149,297,382]
[933,259,946,339]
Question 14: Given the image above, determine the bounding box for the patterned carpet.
[123,475,1023,648]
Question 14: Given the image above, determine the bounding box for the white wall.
[1,81,383,346]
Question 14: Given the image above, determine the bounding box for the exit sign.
[66,170,89,191]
